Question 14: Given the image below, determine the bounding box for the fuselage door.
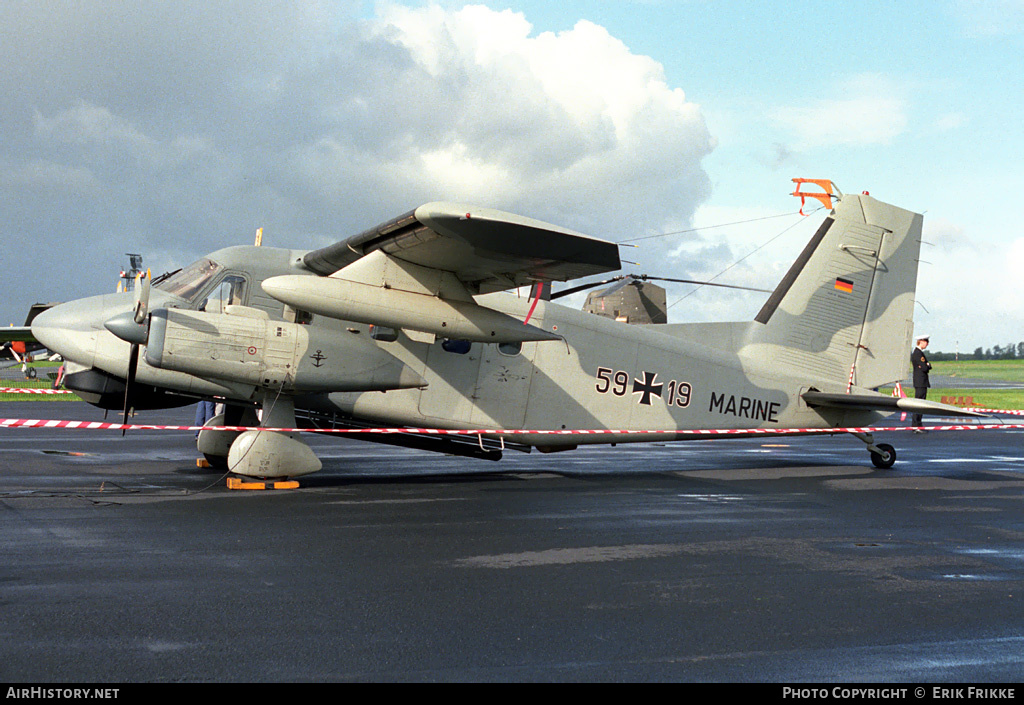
[416,338,483,423]
[469,341,536,428]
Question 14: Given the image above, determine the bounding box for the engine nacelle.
[145,306,425,393]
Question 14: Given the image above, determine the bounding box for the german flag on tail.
[834,277,854,293]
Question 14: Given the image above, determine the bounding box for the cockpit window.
[153,258,224,304]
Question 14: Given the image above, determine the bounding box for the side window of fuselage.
[441,339,472,355]
[497,341,522,356]
[200,274,248,313]
[284,306,314,325]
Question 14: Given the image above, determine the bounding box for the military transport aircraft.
[1,303,58,379]
[27,183,980,478]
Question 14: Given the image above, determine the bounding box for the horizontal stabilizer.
[802,391,988,418]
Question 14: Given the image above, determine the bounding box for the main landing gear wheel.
[870,443,896,469]
[202,453,229,470]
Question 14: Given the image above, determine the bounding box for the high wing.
[264,202,622,344]
[300,202,621,293]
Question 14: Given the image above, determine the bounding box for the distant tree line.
[929,342,1024,361]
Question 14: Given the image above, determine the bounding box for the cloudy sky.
[2,0,1021,353]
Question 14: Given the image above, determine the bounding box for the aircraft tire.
[203,453,230,470]
[870,443,896,469]
[26,368,37,379]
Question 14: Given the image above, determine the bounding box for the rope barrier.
[2,417,1023,436]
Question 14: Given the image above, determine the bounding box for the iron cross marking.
[632,371,663,406]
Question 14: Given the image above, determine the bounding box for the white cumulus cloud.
[290,3,716,243]
[0,2,716,324]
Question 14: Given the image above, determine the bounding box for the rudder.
[748,192,923,389]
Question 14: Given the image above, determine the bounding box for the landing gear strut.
[197,404,258,469]
[851,432,896,469]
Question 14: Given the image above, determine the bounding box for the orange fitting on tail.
[791,178,836,215]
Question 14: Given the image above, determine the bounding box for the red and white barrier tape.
[2,418,1024,436]
[0,388,75,394]
[967,407,1024,416]
[6,390,1019,420]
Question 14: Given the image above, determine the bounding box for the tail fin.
[749,192,923,388]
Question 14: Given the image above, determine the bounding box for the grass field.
[0,361,81,402]
[924,388,1024,411]
[922,359,1024,410]
[931,359,1024,384]
[877,360,1024,410]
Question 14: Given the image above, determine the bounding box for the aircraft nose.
[31,298,109,368]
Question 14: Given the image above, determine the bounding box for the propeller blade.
[593,277,637,298]
[122,343,139,435]
[550,275,627,300]
[133,269,151,324]
[642,276,772,294]
[554,273,771,299]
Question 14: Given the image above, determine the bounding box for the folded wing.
[301,202,621,294]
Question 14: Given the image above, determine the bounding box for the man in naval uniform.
[911,334,932,432]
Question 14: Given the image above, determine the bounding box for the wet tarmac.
[1,401,1022,682]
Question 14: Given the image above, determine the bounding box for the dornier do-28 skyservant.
[30,183,980,478]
